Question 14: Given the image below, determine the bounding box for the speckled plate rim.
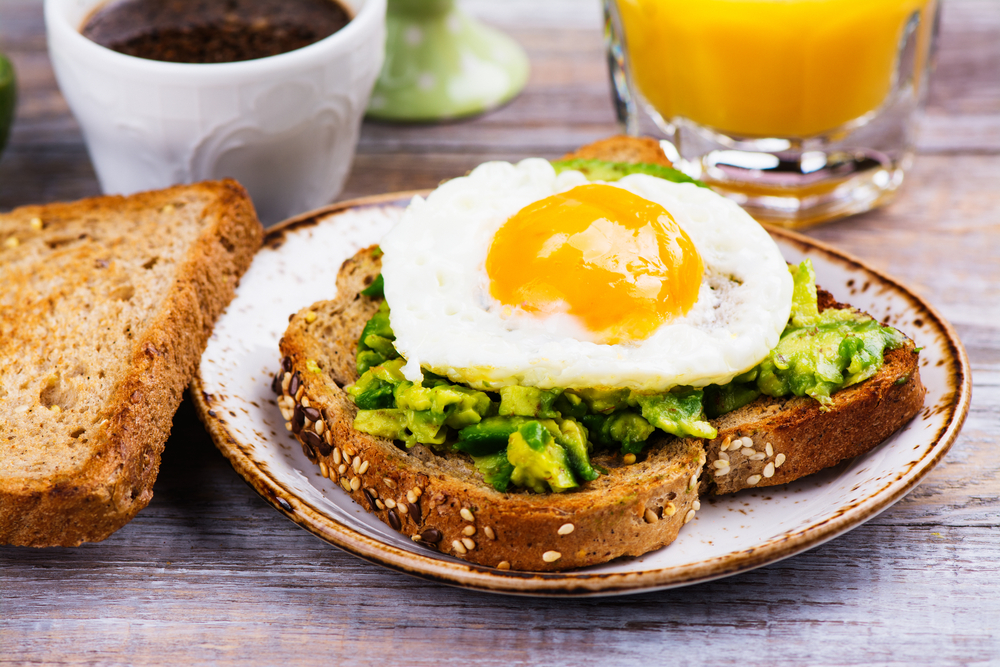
[193,191,972,597]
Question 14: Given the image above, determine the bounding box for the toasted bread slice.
[0,181,263,546]
[697,288,924,495]
[278,248,704,572]
[560,135,673,167]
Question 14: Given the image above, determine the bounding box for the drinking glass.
[604,0,940,227]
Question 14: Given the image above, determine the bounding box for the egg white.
[379,159,793,392]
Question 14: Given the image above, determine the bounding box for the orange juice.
[617,0,936,138]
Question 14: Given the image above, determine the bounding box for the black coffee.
[81,0,351,64]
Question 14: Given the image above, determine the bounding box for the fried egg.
[379,158,793,392]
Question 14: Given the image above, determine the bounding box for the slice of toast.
[278,248,704,572]
[697,290,924,495]
[560,135,674,167]
[0,180,263,546]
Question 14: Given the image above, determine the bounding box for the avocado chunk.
[754,260,907,406]
[499,386,562,418]
[506,421,578,493]
[347,357,406,409]
[550,158,707,188]
[564,387,631,414]
[549,417,599,482]
[356,300,399,374]
[455,415,534,456]
[352,408,408,439]
[360,272,384,298]
[703,381,762,418]
[458,416,597,485]
[632,388,718,440]
[581,410,655,455]
[471,451,515,492]
[352,408,448,447]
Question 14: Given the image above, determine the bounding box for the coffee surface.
[82,0,351,64]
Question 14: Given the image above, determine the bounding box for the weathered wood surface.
[1,0,998,664]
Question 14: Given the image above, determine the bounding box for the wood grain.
[1,0,998,664]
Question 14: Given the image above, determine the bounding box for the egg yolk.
[486,184,704,345]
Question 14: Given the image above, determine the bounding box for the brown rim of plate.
[192,191,972,597]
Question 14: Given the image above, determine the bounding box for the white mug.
[45,0,386,225]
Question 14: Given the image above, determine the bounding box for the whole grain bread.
[0,180,262,546]
[697,290,925,495]
[278,248,704,572]
[274,137,925,571]
[560,135,674,167]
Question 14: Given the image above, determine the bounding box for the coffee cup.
[45,0,386,225]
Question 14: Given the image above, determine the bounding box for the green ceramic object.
[367,0,529,121]
[0,53,15,155]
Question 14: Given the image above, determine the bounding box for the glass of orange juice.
[605,0,939,227]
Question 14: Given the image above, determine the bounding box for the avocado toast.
[273,138,925,571]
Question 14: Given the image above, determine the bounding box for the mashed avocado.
[704,260,907,410]
[507,421,578,493]
[346,255,909,491]
[347,305,712,491]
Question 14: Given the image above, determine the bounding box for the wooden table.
[2,1,998,663]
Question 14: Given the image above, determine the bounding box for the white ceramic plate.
[193,192,971,597]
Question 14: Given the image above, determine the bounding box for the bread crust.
[560,135,673,168]
[0,180,262,546]
[278,248,704,572]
